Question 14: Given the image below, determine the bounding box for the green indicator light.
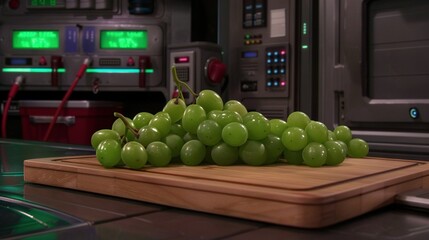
[100,30,148,49]
[12,30,60,49]
[303,23,307,35]
[245,34,251,39]
[2,68,65,73]
[31,0,57,7]
[302,45,309,49]
[86,68,154,74]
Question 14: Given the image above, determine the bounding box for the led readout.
[30,0,57,7]
[12,30,60,49]
[100,30,148,49]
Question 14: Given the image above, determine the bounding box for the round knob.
[205,58,226,84]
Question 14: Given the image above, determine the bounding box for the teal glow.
[86,68,154,74]
[2,68,65,73]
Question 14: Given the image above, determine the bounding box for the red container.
[19,100,123,145]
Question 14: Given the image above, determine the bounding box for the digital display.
[12,30,60,49]
[100,30,148,49]
[175,56,190,63]
[30,0,57,7]
[242,51,258,58]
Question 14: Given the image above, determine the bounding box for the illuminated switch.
[39,56,47,66]
[127,57,135,66]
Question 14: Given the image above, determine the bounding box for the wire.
[42,58,90,142]
[1,75,23,139]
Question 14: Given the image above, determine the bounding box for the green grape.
[180,139,206,166]
[239,140,267,166]
[347,138,369,158]
[148,112,172,138]
[210,110,243,129]
[281,127,308,151]
[170,123,187,138]
[287,111,311,129]
[334,125,353,143]
[197,119,222,146]
[221,122,248,147]
[223,100,248,118]
[133,112,154,129]
[336,140,348,154]
[327,130,337,141]
[112,116,132,136]
[305,121,329,143]
[269,119,288,138]
[242,111,265,122]
[324,140,347,166]
[211,142,239,166]
[243,113,270,140]
[283,149,304,165]
[146,141,172,167]
[207,110,222,121]
[182,104,207,134]
[196,89,223,114]
[91,129,121,149]
[162,134,185,158]
[124,121,138,142]
[183,132,198,142]
[121,141,148,169]
[96,139,122,168]
[138,126,162,147]
[163,98,186,123]
[261,134,284,165]
[302,142,327,167]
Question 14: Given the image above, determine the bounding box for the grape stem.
[113,112,139,138]
[171,66,199,101]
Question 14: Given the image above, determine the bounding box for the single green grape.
[347,138,369,158]
[243,113,270,141]
[221,122,248,147]
[327,130,337,141]
[211,142,239,166]
[197,119,222,146]
[261,134,284,165]
[180,139,206,166]
[91,129,121,149]
[196,89,224,114]
[242,111,265,122]
[287,111,311,129]
[138,126,162,147]
[121,141,148,169]
[269,119,288,138]
[283,149,304,165]
[324,140,347,166]
[207,110,222,122]
[163,98,187,123]
[112,116,133,136]
[239,140,267,166]
[302,142,327,167]
[162,134,185,158]
[96,139,122,168]
[281,127,308,151]
[305,121,329,144]
[148,112,172,138]
[170,123,187,138]
[146,141,172,167]
[182,104,207,134]
[133,112,154,129]
[334,125,353,143]
[223,100,248,118]
[210,110,242,129]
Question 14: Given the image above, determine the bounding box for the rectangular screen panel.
[12,30,60,49]
[100,30,148,49]
[29,0,57,7]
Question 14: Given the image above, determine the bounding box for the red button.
[9,0,20,9]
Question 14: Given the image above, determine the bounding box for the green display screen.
[30,0,57,7]
[12,30,60,49]
[100,30,148,49]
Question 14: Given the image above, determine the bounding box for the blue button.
[409,107,419,119]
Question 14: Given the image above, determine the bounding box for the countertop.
[1,139,429,240]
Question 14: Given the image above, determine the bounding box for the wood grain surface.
[24,156,429,228]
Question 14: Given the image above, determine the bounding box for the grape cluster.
[91,89,369,169]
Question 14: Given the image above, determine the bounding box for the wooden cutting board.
[23,156,429,228]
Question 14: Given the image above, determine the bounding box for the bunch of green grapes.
[91,67,369,169]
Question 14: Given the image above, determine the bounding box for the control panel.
[0,0,177,96]
[224,0,295,119]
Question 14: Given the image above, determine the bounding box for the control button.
[8,0,20,9]
[280,81,286,87]
[38,56,47,66]
[205,58,226,84]
[127,57,135,66]
[409,107,419,119]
